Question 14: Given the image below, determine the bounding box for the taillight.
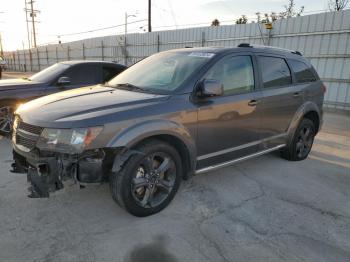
[321,83,327,94]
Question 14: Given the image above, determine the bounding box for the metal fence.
[4,9,350,111]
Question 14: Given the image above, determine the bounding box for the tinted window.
[102,66,124,82]
[205,56,254,95]
[259,56,292,88]
[289,60,317,83]
[29,63,70,83]
[62,64,100,85]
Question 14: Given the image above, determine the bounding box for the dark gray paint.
[13,46,324,175]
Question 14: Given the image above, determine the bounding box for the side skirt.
[195,144,285,175]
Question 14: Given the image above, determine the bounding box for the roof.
[59,60,124,66]
[168,44,303,58]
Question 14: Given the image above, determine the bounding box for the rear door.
[196,53,263,169]
[257,55,304,148]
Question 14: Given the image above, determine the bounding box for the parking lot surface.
[0,78,349,261]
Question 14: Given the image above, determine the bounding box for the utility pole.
[148,0,152,32]
[24,0,31,49]
[0,12,4,56]
[29,0,37,48]
[24,1,39,48]
[0,33,3,57]
[124,12,136,66]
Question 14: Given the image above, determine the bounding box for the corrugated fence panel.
[4,9,350,111]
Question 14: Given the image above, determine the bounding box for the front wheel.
[281,118,315,161]
[0,105,15,136]
[110,140,182,217]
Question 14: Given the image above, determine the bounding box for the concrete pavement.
[0,113,349,262]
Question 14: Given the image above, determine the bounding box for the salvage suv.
[12,44,324,216]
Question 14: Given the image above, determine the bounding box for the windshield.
[108,52,214,93]
[29,63,70,82]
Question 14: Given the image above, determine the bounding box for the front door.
[45,64,102,95]
[196,54,263,169]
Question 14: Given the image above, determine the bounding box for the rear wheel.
[110,140,182,217]
[0,105,15,136]
[281,118,315,161]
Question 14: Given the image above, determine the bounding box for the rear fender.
[286,101,322,143]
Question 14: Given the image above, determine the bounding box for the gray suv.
[12,44,325,216]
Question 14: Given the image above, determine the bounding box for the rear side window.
[205,55,254,95]
[289,60,317,83]
[103,66,125,82]
[259,56,292,88]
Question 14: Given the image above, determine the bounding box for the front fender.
[106,119,197,164]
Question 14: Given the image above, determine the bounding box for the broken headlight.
[36,127,103,153]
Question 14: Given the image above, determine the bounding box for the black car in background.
[0,61,126,135]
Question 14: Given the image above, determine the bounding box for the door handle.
[248,100,259,106]
[293,92,301,97]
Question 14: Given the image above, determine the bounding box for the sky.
[1,0,330,51]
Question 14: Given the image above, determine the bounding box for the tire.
[281,118,315,161]
[110,139,182,217]
[0,104,15,137]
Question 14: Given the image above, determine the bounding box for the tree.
[328,0,349,11]
[279,0,304,18]
[236,15,248,24]
[255,0,304,23]
[255,12,261,23]
[211,19,220,26]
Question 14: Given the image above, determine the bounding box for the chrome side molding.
[195,144,286,174]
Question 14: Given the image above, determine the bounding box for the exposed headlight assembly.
[36,127,103,153]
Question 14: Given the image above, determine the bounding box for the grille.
[15,134,37,149]
[18,121,43,135]
[14,118,43,151]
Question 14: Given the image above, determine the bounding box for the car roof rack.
[237,43,302,56]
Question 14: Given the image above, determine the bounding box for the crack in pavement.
[277,197,350,221]
[269,232,350,258]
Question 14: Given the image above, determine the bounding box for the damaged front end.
[12,117,113,198]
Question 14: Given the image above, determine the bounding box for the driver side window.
[59,65,100,86]
[205,55,255,95]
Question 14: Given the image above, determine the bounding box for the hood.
[0,79,42,91]
[16,85,169,128]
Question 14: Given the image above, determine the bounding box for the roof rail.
[237,43,302,56]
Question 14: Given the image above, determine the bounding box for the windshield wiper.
[114,83,146,92]
[21,77,31,81]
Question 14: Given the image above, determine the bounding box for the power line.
[55,19,147,37]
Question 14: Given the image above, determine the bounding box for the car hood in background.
[16,84,169,128]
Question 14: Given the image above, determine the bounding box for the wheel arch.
[107,120,197,179]
[287,102,322,142]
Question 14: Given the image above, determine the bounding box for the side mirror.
[57,76,71,86]
[197,79,223,97]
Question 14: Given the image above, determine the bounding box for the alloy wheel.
[296,126,314,158]
[0,106,14,135]
[131,152,176,208]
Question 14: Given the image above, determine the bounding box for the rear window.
[259,56,292,88]
[289,60,317,83]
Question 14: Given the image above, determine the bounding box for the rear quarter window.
[258,56,292,88]
[288,59,317,83]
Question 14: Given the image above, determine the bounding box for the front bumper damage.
[12,148,108,198]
